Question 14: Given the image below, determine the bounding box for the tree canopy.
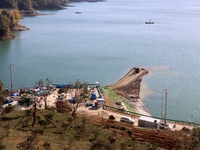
[0,0,69,10]
[0,0,69,40]
[0,9,20,36]
[0,81,5,106]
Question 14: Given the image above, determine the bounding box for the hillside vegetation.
[0,9,22,41]
[0,0,71,41]
[0,110,157,150]
[0,109,200,150]
[0,0,69,10]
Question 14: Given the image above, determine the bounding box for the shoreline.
[139,78,155,113]
[135,81,153,116]
[125,81,152,116]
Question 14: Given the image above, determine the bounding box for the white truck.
[138,116,161,129]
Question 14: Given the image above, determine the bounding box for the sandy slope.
[107,67,150,115]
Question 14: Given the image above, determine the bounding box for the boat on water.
[145,19,154,24]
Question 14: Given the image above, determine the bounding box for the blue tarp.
[85,103,93,107]
[91,93,96,100]
[10,93,20,97]
[56,84,69,88]
[34,86,40,89]
[4,99,13,104]
[69,97,77,103]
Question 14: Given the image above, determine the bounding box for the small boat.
[145,19,154,24]
[75,12,82,14]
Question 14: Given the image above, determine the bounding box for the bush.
[104,124,110,129]
[4,105,14,113]
[18,96,32,107]
[110,125,126,130]
[38,120,47,125]
[0,144,6,150]
[45,112,54,121]
[127,130,133,136]
[118,126,126,130]
[90,140,113,150]
[58,88,68,94]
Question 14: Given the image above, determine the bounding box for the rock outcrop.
[12,24,30,31]
[0,24,29,41]
[0,33,15,41]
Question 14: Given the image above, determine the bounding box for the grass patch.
[102,87,136,112]
[101,87,121,102]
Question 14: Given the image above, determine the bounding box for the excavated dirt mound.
[108,67,149,101]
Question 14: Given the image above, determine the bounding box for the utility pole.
[164,89,168,129]
[32,102,37,127]
[9,64,14,92]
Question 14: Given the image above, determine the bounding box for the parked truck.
[138,116,161,129]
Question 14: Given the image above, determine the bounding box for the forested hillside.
[0,9,21,40]
[0,0,71,41]
[0,0,69,10]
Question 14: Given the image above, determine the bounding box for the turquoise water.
[1,0,200,123]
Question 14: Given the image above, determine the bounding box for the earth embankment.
[108,67,149,101]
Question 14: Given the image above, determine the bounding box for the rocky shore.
[12,24,30,31]
[0,33,16,41]
[0,24,29,41]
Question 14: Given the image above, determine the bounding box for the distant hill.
[0,0,69,11]
[0,0,70,41]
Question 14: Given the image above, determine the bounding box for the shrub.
[127,130,133,136]
[18,96,32,107]
[90,140,113,150]
[43,141,51,150]
[4,104,14,113]
[118,126,126,130]
[58,88,68,94]
[0,144,6,150]
[104,124,110,129]
[45,112,54,121]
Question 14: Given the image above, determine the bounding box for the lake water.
[1,0,200,123]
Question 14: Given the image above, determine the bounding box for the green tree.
[44,78,52,109]
[0,81,5,106]
[18,0,33,11]
[73,79,81,115]
[13,9,20,22]
[45,78,52,90]
[35,79,43,90]
[0,14,11,36]
[0,0,18,9]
